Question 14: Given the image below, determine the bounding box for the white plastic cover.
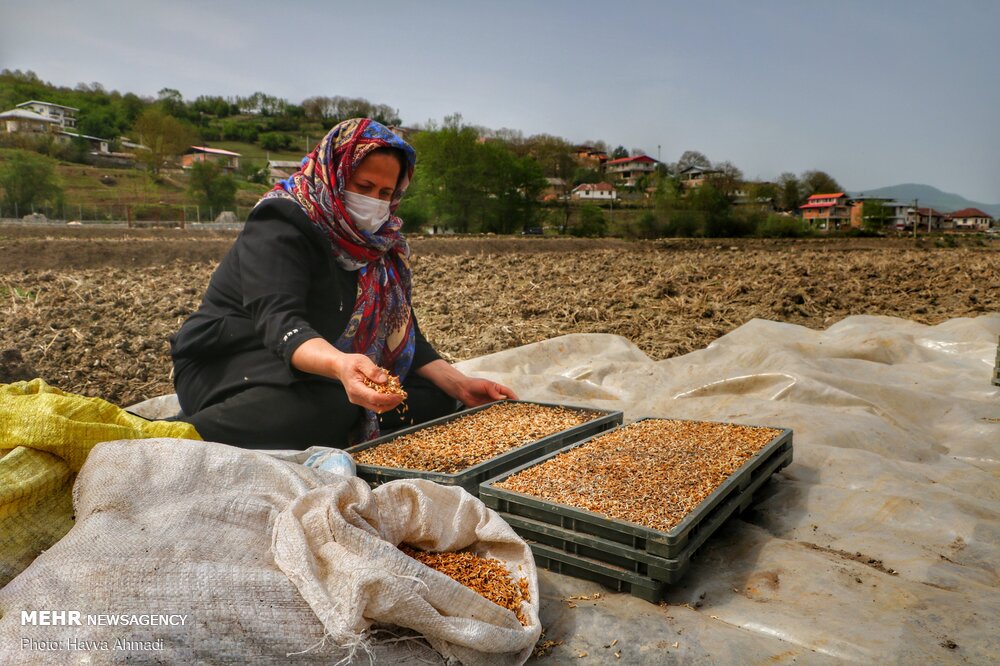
[454,314,1000,663]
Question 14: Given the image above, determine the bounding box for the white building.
[0,108,59,134]
[604,155,661,187]
[268,159,302,185]
[571,182,618,201]
[949,208,993,231]
[15,100,78,129]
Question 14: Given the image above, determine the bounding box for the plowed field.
[1,226,997,405]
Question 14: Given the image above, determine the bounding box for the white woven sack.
[0,438,540,665]
[272,477,541,665]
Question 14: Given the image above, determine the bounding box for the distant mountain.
[852,184,1000,218]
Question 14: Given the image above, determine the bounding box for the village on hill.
[1,89,996,236]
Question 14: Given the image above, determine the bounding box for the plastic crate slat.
[529,543,668,603]
[480,418,793,554]
[345,400,623,496]
[499,447,793,582]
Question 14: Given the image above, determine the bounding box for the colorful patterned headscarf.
[256,118,417,441]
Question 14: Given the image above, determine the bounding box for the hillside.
[856,183,1000,217]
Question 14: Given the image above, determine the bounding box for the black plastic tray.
[345,400,622,496]
[501,445,793,585]
[480,418,793,559]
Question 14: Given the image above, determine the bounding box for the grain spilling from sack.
[355,402,601,473]
[401,545,530,626]
[494,419,783,532]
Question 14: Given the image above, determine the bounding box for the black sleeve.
[411,310,442,369]
[237,211,323,367]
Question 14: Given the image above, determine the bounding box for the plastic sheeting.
[90,314,1000,662]
[452,314,1000,663]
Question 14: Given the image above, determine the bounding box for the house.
[848,196,894,229]
[268,159,303,185]
[541,177,567,201]
[897,207,948,232]
[573,145,608,169]
[58,131,109,154]
[678,165,722,189]
[181,146,241,171]
[799,192,851,231]
[732,182,777,210]
[15,100,78,129]
[571,182,617,201]
[0,108,60,135]
[604,155,661,187]
[948,207,993,231]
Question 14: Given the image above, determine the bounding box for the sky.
[1,0,998,202]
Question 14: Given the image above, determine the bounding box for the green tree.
[777,172,802,211]
[800,169,842,197]
[408,117,486,232]
[571,167,600,186]
[611,145,628,160]
[133,107,196,175]
[259,132,292,151]
[676,150,710,171]
[861,200,890,233]
[0,151,63,211]
[188,161,237,213]
[571,204,608,237]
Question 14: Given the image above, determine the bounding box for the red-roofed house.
[949,207,993,231]
[181,146,241,171]
[574,145,608,169]
[571,182,617,201]
[604,154,661,187]
[800,193,850,231]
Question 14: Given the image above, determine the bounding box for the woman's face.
[345,152,401,201]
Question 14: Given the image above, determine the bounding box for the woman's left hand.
[453,377,518,407]
[416,359,519,408]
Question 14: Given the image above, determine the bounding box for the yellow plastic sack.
[0,379,200,587]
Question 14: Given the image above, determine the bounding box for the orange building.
[181,146,241,171]
[800,192,851,231]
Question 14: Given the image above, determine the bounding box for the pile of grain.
[401,545,530,625]
[494,419,782,532]
[355,402,601,473]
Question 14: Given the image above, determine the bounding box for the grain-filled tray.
[346,400,623,495]
[500,443,793,593]
[480,418,793,561]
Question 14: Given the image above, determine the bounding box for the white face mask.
[343,190,392,234]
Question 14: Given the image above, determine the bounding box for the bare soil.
[1,226,997,406]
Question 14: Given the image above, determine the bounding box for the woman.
[170,118,516,448]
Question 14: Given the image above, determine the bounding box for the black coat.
[170,198,440,415]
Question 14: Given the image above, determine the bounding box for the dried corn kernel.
[401,545,530,625]
[495,419,782,532]
[356,402,601,473]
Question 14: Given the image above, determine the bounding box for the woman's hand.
[452,377,519,408]
[416,359,518,408]
[291,338,403,413]
[331,352,406,413]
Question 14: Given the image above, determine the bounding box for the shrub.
[756,214,814,238]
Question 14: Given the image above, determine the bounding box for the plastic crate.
[530,543,668,604]
[479,418,793,560]
[345,400,623,496]
[993,336,999,387]
[498,445,793,587]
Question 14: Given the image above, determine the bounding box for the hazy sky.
[2,0,998,202]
